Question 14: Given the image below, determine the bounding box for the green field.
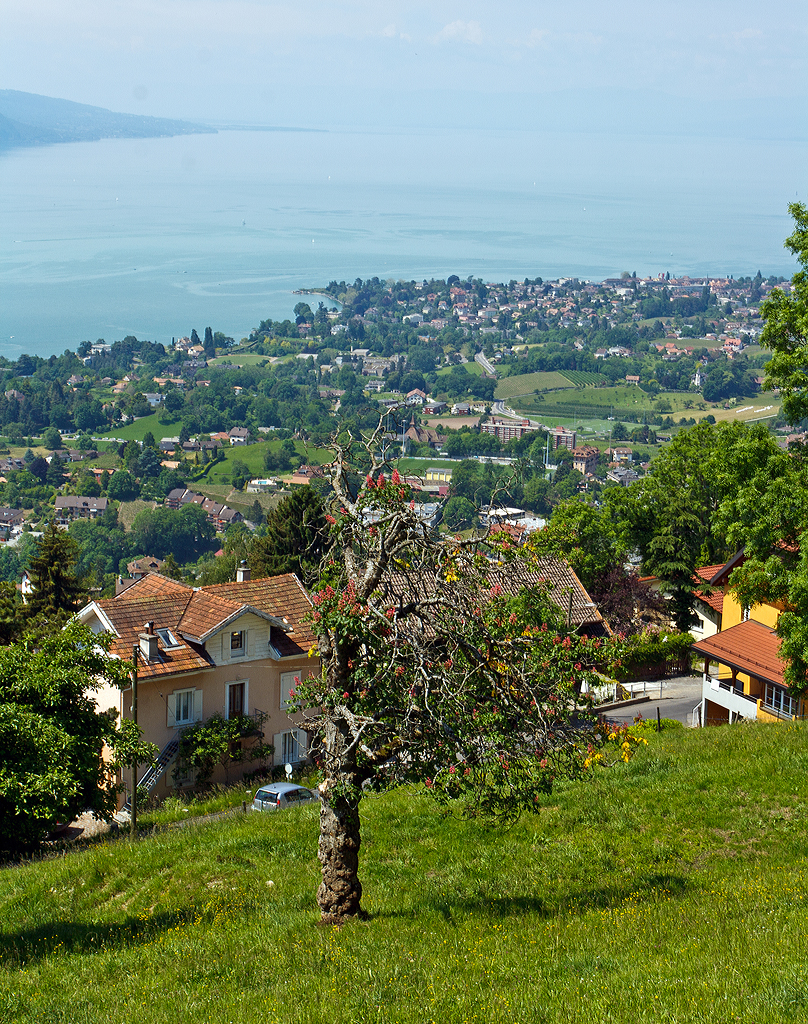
[3,722,808,1023]
[560,371,609,386]
[436,361,484,377]
[495,371,577,399]
[96,416,178,443]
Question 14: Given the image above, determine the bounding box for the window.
[230,630,245,657]
[156,628,181,649]
[280,671,298,711]
[273,728,307,766]
[226,680,248,719]
[174,688,196,725]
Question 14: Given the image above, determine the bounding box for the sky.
[1,1,807,133]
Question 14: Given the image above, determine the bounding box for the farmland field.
[494,371,577,399]
[560,371,608,386]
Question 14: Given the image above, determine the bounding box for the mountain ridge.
[0,89,214,149]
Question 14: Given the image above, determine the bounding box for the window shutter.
[193,689,203,722]
[167,695,177,729]
[294,729,308,758]
[272,733,283,767]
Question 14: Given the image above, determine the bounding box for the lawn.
[2,722,808,1023]
[96,416,179,443]
[436,362,484,378]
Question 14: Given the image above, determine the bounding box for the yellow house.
[691,551,802,725]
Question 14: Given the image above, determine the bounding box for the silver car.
[252,782,317,811]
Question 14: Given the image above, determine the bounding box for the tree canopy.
[760,202,808,424]
[291,426,628,924]
[0,622,140,850]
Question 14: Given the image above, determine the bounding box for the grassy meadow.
[1,722,808,1023]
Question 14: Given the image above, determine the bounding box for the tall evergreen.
[26,521,86,621]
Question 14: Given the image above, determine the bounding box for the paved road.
[474,351,498,376]
[602,675,704,727]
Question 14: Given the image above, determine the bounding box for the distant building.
[54,496,108,524]
[572,445,599,475]
[481,417,536,443]
[552,426,577,451]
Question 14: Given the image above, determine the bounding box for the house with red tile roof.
[691,552,800,726]
[77,567,318,803]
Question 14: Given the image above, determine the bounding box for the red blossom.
[342,691,350,700]
[365,474,375,488]
[392,468,401,485]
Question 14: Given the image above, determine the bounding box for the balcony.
[702,675,759,721]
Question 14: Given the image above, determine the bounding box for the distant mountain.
[0,90,215,149]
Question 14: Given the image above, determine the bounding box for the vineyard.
[560,370,608,386]
[494,371,576,399]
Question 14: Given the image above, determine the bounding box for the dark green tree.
[760,202,808,423]
[26,521,87,621]
[203,327,216,357]
[250,487,327,581]
[0,622,150,850]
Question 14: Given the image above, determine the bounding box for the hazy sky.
[2,1,807,129]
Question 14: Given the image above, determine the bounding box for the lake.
[0,125,804,358]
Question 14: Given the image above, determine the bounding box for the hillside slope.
[0,721,806,1023]
[0,90,213,149]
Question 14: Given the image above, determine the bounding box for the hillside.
[0,90,213,149]
[1,721,807,1023]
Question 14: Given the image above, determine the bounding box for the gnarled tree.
[293,426,621,924]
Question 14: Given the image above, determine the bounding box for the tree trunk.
[317,790,364,923]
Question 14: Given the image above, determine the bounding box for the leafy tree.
[106,470,140,502]
[527,499,623,594]
[0,622,145,850]
[46,454,66,487]
[130,503,216,563]
[26,521,87,621]
[760,202,808,423]
[250,487,327,582]
[442,495,477,531]
[292,430,624,924]
[41,426,62,451]
[203,326,216,357]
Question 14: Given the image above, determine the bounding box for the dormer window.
[230,630,245,657]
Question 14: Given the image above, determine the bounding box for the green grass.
[436,362,484,377]
[559,371,608,387]
[2,722,808,1023]
[96,416,178,443]
[495,371,576,399]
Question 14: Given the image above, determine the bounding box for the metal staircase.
[123,734,180,812]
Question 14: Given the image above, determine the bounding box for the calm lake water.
[0,126,804,358]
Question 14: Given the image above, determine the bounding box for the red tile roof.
[694,564,725,615]
[86,572,314,679]
[692,619,784,687]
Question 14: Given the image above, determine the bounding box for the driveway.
[603,675,704,727]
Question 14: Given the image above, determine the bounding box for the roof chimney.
[139,624,159,662]
[236,560,250,583]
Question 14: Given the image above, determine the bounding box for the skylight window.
[156,628,181,649]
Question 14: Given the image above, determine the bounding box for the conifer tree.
[26,521,86,621]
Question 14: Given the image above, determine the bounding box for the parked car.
[252,782,317,811]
